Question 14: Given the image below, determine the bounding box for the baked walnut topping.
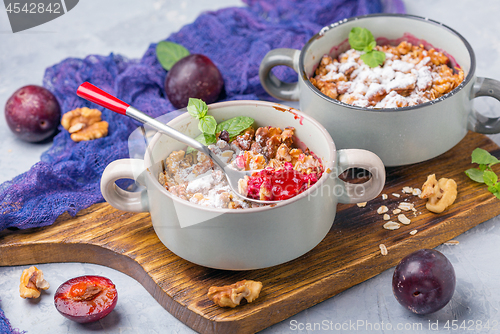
[19,266,50,299]
[62,107,109,142]
[207,280,263,308]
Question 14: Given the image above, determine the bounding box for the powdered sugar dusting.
[159,126,324,209]
[310,41,464,109]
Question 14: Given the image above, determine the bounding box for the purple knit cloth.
[0,0,404,233]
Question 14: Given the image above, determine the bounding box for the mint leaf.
[471,148,500,166]
[349,27,375,51]
[187,98,208,119]
[198,115,217,135]
[363,40,376,53]
[203,133,217,145]
[349,27,385,68]
[193,132,217,146]
[466,148,500,200]
[488,183,500,199]
[186,132,217,153]
[196,132,217,146]
[155,41,190,71]
[216,116,254,138]
[186,103,254,155]
[465,168,485,183]
[360,50,386,68]
[483,170,498,186]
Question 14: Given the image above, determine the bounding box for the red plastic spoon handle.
[76,82,129,115]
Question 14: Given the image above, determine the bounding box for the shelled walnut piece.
[62,107,109,142]
[19,266,50,299]
[207,280,262,308]
[420,174,457,213]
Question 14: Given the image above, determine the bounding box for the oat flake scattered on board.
[392,193,401,198]
[444,240,460,245]
[412,188,422,196]
[398,214,411,225]
[398,202,414,211]
[402,186,413,194]
[409,230,418,235]
[383,221,401,230]
[379,244,388,256]
[383,214,390,220]
[382,194,388,200]
[357,202,367,208]
[377,205,389,214]
[393,209,402,215]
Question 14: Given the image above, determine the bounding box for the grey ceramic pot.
[100,101,385,270]
[259,14,500,166]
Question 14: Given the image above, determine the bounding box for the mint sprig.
[349,27,386,68]
[465,148,500,199]
[187,98,217,147]
[186,98,254,153]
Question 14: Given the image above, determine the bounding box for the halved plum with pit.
[54,275,118,323]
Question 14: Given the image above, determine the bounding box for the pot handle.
[259,48,301,101]
[336,149,386,204]
[100,159,149,212]
[469,77,500,134]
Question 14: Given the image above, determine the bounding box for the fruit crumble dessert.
[158,126,323,208]
[309,41,464,108]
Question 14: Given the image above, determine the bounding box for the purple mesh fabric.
[0,0,405,233]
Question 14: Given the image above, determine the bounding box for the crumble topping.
[309,41,464,108]
[158,126,323,208]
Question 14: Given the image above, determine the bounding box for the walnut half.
[19,266,50,299]
[420,174,457,213]
[62,107,109,142]
[207,280,262,308]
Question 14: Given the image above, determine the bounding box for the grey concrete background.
[1,0,500,333]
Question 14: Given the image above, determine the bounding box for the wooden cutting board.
[1,131,500,334]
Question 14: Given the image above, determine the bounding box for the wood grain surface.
[1,132,500,334]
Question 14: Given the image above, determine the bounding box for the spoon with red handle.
[76,81,278,204]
